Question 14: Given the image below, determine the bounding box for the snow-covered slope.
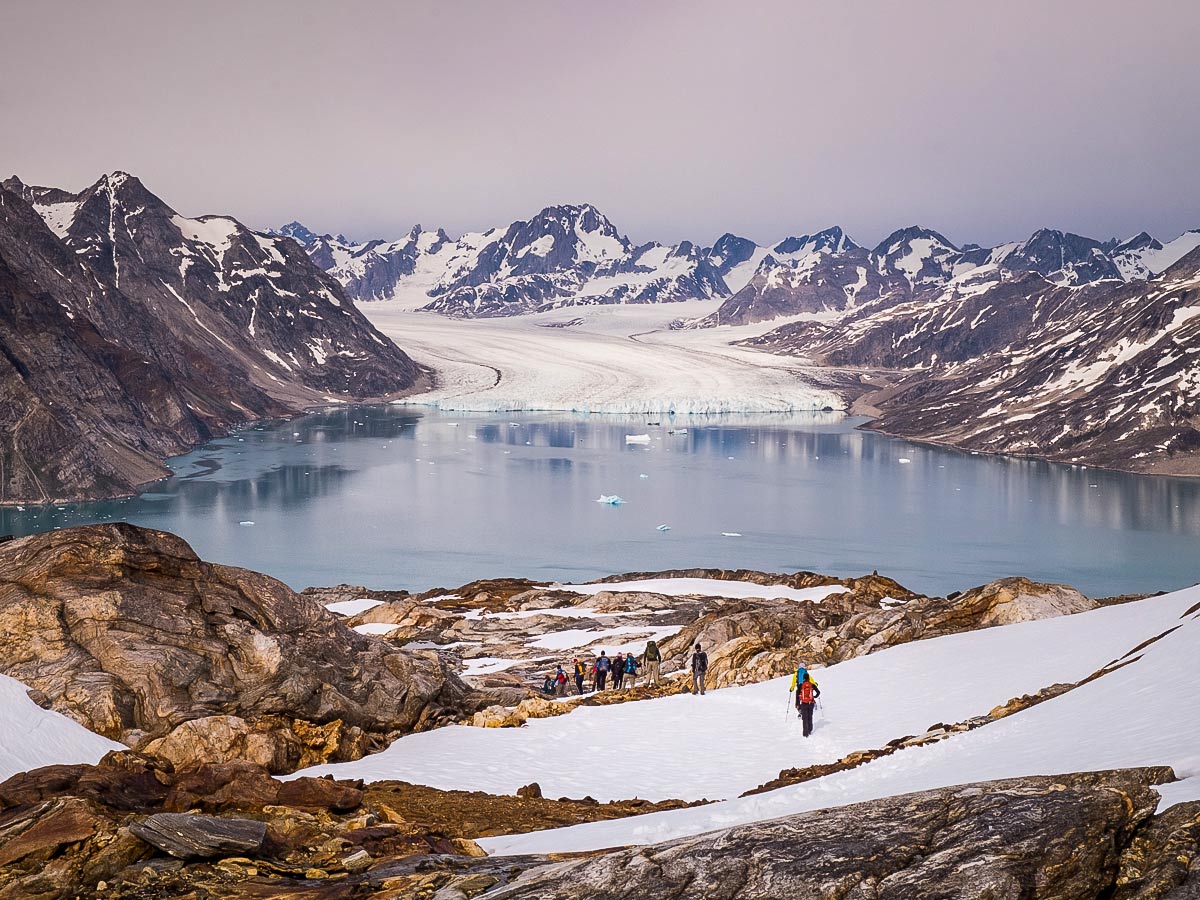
[481,583,1200,855]
[0,675,124,781]
[290,583,1199,848]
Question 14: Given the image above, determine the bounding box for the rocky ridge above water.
[0,172,428,504]
[0,525,487,773]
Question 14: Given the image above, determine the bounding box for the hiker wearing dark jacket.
[691,643,709,695]
[573,657,587,695]
[595,651,611,691]
[792,668,822,737]
[611,652,625,689]
[554,665,568,697]
[644,639,662,686]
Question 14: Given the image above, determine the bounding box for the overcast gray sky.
[3,0,1198,248]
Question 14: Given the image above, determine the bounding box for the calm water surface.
[4,407,1199,597]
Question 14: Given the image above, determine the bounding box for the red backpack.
[799,680,815,704]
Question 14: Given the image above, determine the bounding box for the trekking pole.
[784,689,793,721]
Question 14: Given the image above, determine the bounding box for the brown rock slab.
[128,812,267,859]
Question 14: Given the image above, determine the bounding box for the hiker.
[554,665,568,697]
[623,652,639,689]
[611,652,625,689]
[573,657,588,695]
[691,642,708,695]
[541,674,556,696]
[643,639,662,686]
[791,665,822,737]
[595,651,611,691]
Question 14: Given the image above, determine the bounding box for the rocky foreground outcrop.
[3,764,1195,898]
[0,752,695,898]
[491,769,1197,900]
[0,525,481,772]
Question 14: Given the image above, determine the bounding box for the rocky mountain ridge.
[0,172,428,503]
[284,206,1200,321]
[746,245,1200,473]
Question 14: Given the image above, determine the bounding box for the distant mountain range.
[0,172,426,503]
[278,208,1200,321]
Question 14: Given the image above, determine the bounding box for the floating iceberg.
[656,524,671,532]
[898,457,912,464]
[625,434,651,444]
[668,428,688,435]
[639,473,649,479]
[239,521,255,526]
[721,531,742,537]
[596,495,626,506]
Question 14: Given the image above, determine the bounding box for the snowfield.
[0,675,125,781]
[289,584,1200,857]
[555,577,850,604]
[363,299,846,415]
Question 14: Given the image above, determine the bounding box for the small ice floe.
[293,432,301,437]
[625,434,651,444]
[898,457,912,464]
[656,524,671,532]
[509,422,521,427]
[239,521,255,526]
[668,428,688,435]
[446,422,459,427]
[721,531,742,537]
[596,495,626,505]
[639,473,649,479]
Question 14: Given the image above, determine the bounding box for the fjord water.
[4,406,1198,597]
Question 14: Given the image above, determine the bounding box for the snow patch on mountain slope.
[0,675,125,781]
[290,586,1197,821]
[556,578,849,603]
[477,585,1200,855]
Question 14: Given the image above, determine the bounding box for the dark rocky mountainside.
[0,524,481,773]
[748,246,1200,473]
[0,174,427,503]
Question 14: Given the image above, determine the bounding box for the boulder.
[0,524,480,772]
[488,769,1173,899]
[128,812,266,859]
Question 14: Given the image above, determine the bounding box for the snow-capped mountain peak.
[871,226,961,286]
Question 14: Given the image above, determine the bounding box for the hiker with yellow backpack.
[789,664,822,737]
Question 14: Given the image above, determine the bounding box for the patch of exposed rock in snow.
[0,675,125,781]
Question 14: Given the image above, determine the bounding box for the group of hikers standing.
[541,639,718,697]
[541,639,666,696]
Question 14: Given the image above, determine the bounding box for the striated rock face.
[0,524,477,771]
[490,769,1174,900]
